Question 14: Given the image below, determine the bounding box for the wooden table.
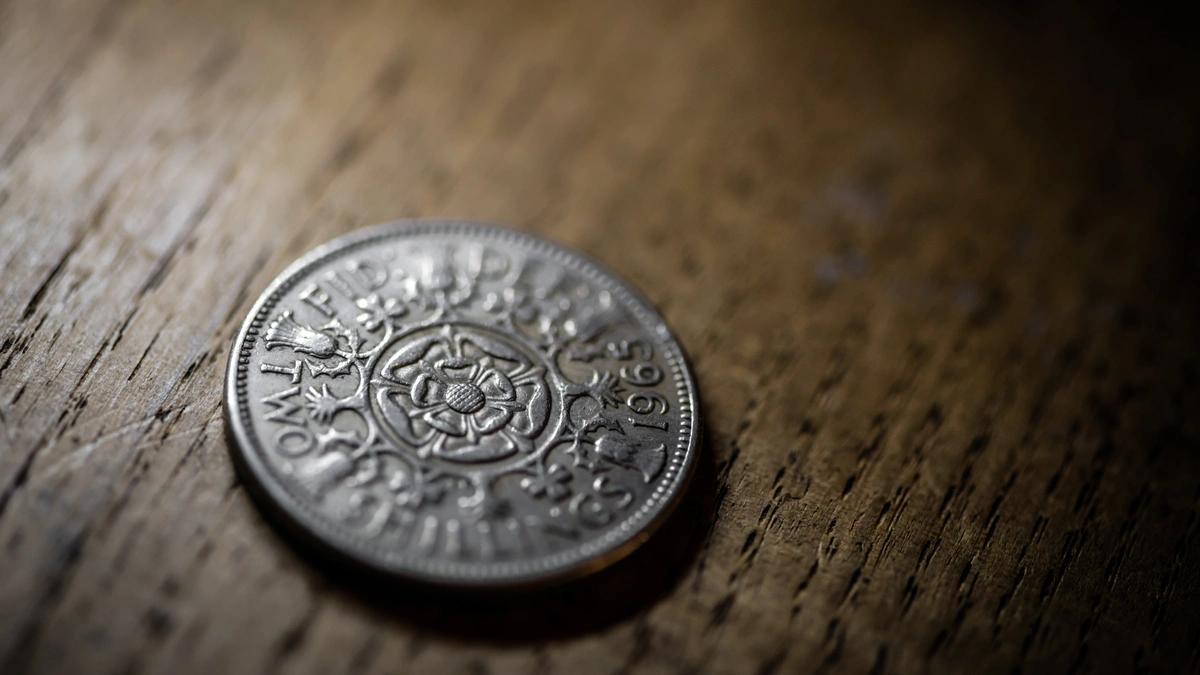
[2,1,1198,673]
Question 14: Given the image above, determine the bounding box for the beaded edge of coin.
[224,220,701,588]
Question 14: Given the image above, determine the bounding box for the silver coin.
[224,221,700,587]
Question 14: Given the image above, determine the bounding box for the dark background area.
[1,0,1198,673]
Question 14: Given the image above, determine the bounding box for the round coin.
[225,221,701,587]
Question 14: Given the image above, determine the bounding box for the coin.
[225,221,700,587]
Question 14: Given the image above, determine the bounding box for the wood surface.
[2,1,1199,673]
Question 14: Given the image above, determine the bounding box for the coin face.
[225,221,700,587]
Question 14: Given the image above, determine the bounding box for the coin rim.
[224,220,701,588]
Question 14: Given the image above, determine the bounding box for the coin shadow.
[304,426,718,643]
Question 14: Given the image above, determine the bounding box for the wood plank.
[1,0,1198,673]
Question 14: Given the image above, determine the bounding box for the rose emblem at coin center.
[369,323,561,469]
[225,221,700,586]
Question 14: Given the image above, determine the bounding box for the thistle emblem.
[263,311,338,358]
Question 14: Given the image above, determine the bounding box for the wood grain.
[2,1,1199,673]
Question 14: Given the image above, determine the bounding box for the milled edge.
[224,220,701,587]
